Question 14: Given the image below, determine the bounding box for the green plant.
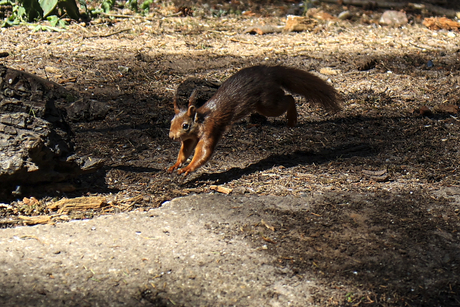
[100,0,115,13]
[125,0,137,12]
[1,0,80,27]
[1,0,26,26]
[139,0,153,15]
[1,0,158,28]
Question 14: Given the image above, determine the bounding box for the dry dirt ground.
[1,7,460,307]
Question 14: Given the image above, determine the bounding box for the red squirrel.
[167,65,341,176]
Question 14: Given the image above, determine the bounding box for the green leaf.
[16,6,27,18]
[101,0,115,13]
[58,0,80,20]
[39,0,58,17]
[19,0,43,21]
[125,0,137,13]
[140,0,152,13]
[39,0,81,20]
[58,18,67,27]
[47,14,59,26]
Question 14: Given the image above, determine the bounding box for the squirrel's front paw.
[177,167,191,176]
[167,163,180,173]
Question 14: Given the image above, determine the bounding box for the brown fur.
[167,65,342,176]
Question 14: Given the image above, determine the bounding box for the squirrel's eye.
[182,123,189,130]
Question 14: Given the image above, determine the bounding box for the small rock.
[379,10,408,26]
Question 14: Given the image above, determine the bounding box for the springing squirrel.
[167,65,342,176]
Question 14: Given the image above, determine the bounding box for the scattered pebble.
[379,10,408,26]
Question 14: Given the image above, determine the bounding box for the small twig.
[101,13,139,19]
[83,28,131,39]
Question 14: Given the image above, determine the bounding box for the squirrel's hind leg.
[284,95,297,127]
[256,92,297,127]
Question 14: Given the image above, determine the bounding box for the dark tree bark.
[0,64,103,199]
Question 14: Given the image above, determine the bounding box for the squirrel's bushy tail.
[273,66,342,113]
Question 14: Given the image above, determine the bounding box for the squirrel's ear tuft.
[173,87,181,114]
[173,97,180,114]
[188,89,198,107]
[187,105,196,117]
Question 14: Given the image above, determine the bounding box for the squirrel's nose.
[169,132,178,140]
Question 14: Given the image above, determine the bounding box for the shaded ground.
[1,4,460,306]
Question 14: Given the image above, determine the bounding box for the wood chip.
[262,236,277,244]
[284,16,317,32]
[18,215,52,225]
[243,25,282,35]
[47,196,107,214]
[320,67,340,75]
[261,219,275,231]
[210,185,233,194]
[362,169,389,182]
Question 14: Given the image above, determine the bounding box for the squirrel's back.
[200,65,341,124]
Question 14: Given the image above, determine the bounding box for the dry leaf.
[423,17,460,31]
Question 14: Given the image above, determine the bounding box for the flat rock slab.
[2,189,459,306]
[0,194,318,306]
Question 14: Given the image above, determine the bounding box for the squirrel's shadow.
[184,142,375,186]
